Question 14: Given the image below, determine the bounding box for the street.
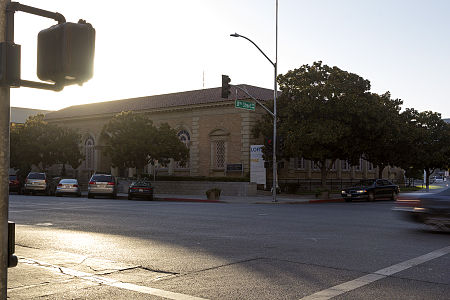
[7,194,450,299]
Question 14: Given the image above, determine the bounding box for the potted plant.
[206,187,221,200]
[315,188,330,199]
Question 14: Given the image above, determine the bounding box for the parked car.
[23,172,49,195]
[9,174,22,194]
[88,174,117,199]
[128,180,154,200]
[55,178,81,197]
[393,191,450,232]
[341,179,399,202]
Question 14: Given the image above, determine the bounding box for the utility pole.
[0,0,10,297]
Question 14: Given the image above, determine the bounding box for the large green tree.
[357,92,404,178]
[10,114,84,177]
[254,61,373,188]
[101,111,188,176]
[400,109,450,189]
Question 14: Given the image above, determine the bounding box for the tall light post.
[231,0,278,202]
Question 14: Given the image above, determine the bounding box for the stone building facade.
[44,85,404,186]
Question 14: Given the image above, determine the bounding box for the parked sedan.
[394,191,450,232]
[341,179,399,202]
[55,179,81,197]
[9,174,22,194]
[128,180,153,200]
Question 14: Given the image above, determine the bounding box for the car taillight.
[107,182,115,186]
[57,184,62,187]
[73,184,79,187]
[89,181,95,185]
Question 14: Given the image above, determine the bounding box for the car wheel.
[128,194,132,200]
[368,192,375,202]
[391,191,398,201]
[344,198,352,202]
[88,193,93,199]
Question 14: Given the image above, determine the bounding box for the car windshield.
[132,180,151,187]
[358,179,376,186]
[60,179,77,184]
[9,175,17,180]
[91,175,113,182]
[28,173,45,180]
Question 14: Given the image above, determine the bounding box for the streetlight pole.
[231,0,278,202]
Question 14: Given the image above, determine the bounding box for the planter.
[315,190,330,199]
[206,188,221,200]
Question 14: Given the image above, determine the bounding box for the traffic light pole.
[0,0,10,298]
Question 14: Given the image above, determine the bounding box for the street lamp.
[230,0,278,202]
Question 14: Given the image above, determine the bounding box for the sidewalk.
[118,184,450,204]
[117,192,345,204]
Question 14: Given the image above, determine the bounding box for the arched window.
[176,130,190,168]
[85,137,95,170]
[177,130,190,147]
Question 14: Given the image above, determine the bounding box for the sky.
[9,0,450,117]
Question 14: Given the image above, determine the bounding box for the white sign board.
[250,145,266,186]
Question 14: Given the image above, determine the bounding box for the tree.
[254,61,372,188]
[10,114,84,176]
[357,92,404,178]
[101,111,188,176]
[54,127,84,176]
[400,109,450,189]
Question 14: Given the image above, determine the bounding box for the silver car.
[24,172,48,195]
[55,179,81,197]
[88,174,117,199]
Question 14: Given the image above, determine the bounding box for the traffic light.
[221,75,231,98]
[277,136,285,157]
[37,20,95,85]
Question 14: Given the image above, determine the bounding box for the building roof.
[10,107,52,123]
[45,85,275,120]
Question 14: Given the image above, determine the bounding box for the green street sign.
[235,100,255,111]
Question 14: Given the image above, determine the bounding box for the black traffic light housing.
[1,2,95,91]
[37,20,95,85]
[221,75,231,98]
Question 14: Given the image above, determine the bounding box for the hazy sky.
[9,0,450,117]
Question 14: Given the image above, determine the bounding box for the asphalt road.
[8,194,450,299]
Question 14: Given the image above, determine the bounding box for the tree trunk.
[378,164,385,179]
[425,168,430,192]
[320,160,327,189]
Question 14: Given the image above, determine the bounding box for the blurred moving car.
[24,172,49,195]
[88,174,117,199]
[394,190,450,232]
[341,179,399,202]
[128,180,154,200]
[9,174,22,194]
[55,178,81,197]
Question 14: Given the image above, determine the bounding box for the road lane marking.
[300,246,450,300]
[19,257,209,300]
